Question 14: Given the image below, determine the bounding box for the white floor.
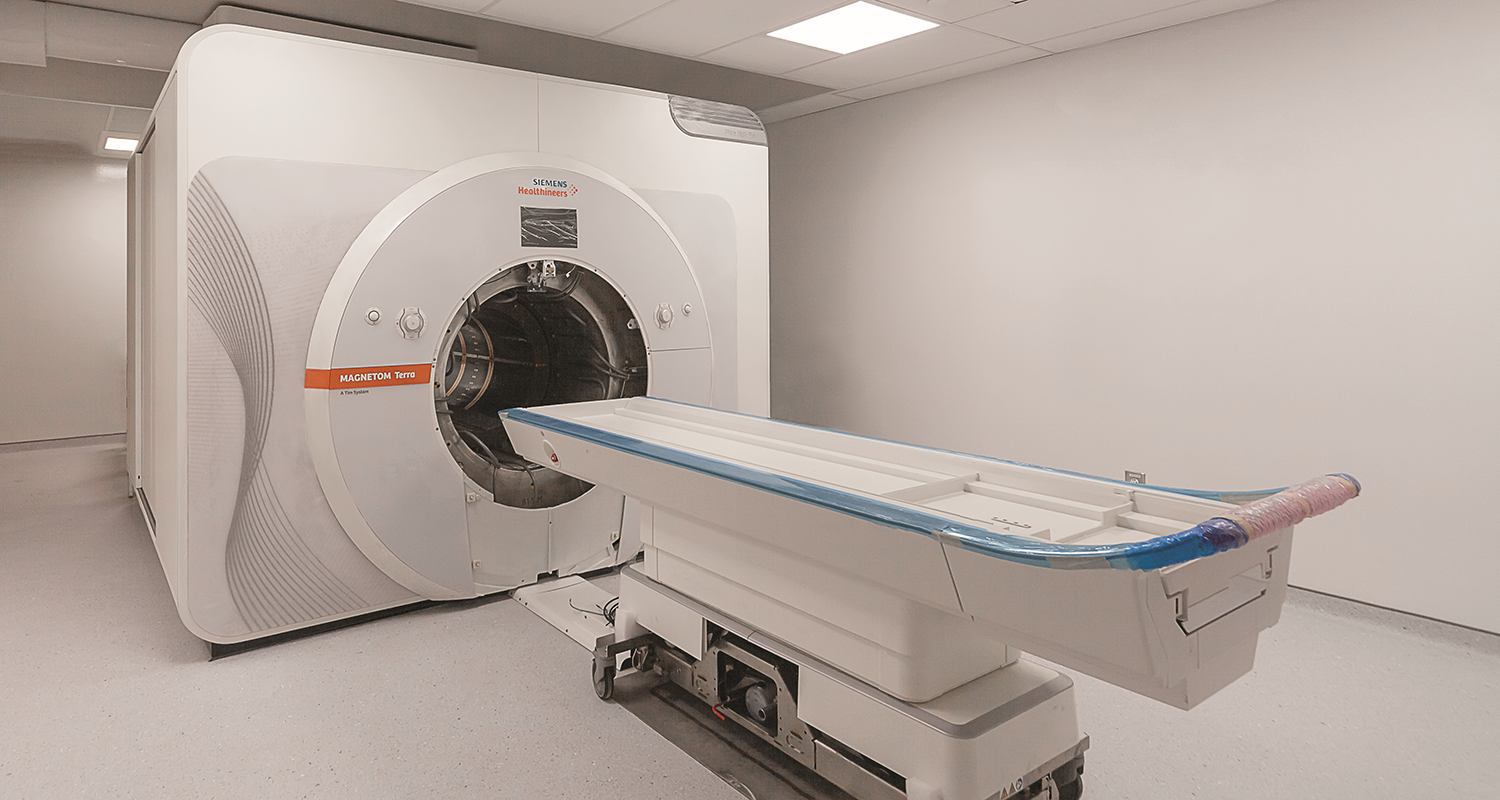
[1,439,1495,799]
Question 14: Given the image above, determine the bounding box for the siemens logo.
[521,179,580,198]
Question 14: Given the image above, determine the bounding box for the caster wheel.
[1057,778,1082,800]
[592,660,616,701]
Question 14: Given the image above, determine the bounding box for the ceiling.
[4,0,832,109]
[402,0,1283,121]
[0,0,1282,156]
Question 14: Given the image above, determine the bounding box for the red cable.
[711,704,725,720]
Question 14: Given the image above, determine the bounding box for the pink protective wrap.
[1222,475,1361,539]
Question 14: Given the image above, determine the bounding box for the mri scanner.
[128,25,1362,800]
[126,26,767,644]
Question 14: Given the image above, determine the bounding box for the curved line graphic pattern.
[187,176,368,631]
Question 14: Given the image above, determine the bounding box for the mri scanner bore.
[438,261,647,508]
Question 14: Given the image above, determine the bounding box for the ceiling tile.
[756,91,856,123]
[700,34,838,76]
[784,24,1017,90]
[0,58,165,108]
[0,0,46,67]
[838,44,1048,99]
[480,0,674,38]
[959,0,1195,44]
[0,94,111,152]
[880,0,1018,24]
[1034,0,1276,53]
[603,0,846,58]
[44,4,197,72]
[106,106,151,134]
[405,0,499,12]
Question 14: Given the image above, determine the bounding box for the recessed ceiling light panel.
[103,136,139,152]
[768,2,939,55]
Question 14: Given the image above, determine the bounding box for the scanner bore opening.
[437,260,647,508]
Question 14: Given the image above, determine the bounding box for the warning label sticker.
[305,364,432,390]
[998,778,1026,799]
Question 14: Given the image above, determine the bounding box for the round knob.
[397,307,425,339]
[682,303,693,317]
[655,303,673,329]
[365,308,381,325]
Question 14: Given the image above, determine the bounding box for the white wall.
[768,0,1500,633]
[0,143,127,444]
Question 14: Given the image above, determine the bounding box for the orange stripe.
[305,364,433,390]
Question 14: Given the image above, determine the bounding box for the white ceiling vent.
[668,95,767,146]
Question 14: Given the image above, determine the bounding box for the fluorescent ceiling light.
[768,2,938,55]
[103,137,139,152]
